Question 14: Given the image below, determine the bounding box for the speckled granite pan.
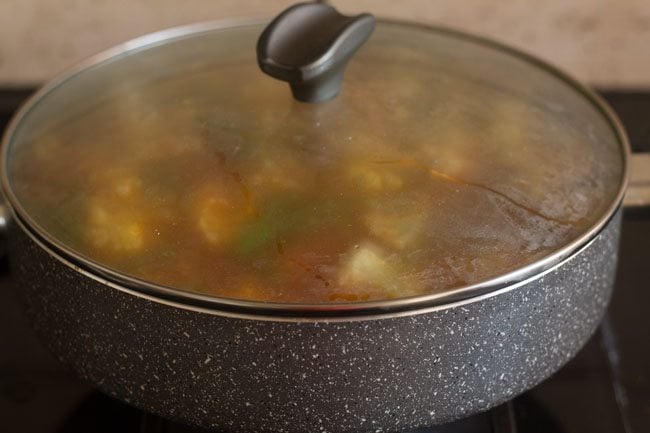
[10,210,621,433]
[0,6,631,432]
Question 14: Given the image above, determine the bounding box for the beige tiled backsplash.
[1,0,649,87]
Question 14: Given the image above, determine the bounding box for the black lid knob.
[257,2,375,103]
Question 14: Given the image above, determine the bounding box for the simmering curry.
[7,25,622,303]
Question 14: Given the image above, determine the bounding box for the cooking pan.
[1,3,646,433]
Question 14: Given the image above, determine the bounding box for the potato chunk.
[198,197,245,246]
[337,242,424,301]
[339,243,390,287]
[337,243,409,299]
[195,181,255,248]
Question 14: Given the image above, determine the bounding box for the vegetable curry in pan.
[7,25,622,303]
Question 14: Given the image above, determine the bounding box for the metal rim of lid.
[0,17,630,322]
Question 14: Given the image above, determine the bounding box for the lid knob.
[257,2,375,103]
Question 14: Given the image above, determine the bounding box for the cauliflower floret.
[84,169,148,252]
[87,204,145,252]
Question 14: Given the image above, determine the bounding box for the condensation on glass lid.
[6,22,624,303]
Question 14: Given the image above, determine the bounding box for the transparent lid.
[3,20,625,305]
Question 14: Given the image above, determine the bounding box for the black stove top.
[1,89,649,433]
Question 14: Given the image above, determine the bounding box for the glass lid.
[2,13,625,306]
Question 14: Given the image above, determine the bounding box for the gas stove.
[1,89,649,433]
